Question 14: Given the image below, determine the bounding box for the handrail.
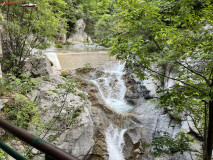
[0,118,80,160]
[0,141,29,160]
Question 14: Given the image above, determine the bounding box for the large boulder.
[22,53,59,77]
[28,78,95,159]
[67,19,93,45]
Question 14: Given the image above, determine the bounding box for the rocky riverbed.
[0,53,202,160]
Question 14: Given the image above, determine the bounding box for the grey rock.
[67,19,93,45]
[1,59,203,160]
[32,156,44,160]
[0,99,8,109]
[26,76,95,159]
[23,54,55,77]
[6,140,25,160]
[171,152,192,160]
[181,121,190,133]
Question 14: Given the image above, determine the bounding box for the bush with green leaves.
[55,43,63,48]
[2,93,40,130]
[152,132,197,157]
[1,0,67,74]
[94,14,117,43]
[76,63,93,74]
[109,0,213,159]
[0,73,38,96]
[0,149,8,160]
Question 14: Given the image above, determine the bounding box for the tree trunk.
[205,101,213,160]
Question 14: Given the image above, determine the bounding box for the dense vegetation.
[109,0,213,159]
[0,1,88,158]
[1,0,213,159]
[0,0,118,74]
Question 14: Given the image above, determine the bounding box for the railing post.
[0,141,29,160]
[45,154,57,160]
[0,118,80,160]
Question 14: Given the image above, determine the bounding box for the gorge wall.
[73,63,202,160]
[0,53,203,160]
[66,19,93,45]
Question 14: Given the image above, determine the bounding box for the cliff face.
[76,65,203,160]
[67,19,93,45]
[0,54,203,160]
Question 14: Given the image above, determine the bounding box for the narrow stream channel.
[44,45,132,160]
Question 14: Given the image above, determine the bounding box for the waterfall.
[91,61,133,114]
[105,124,127,160]
[90,61,133,159]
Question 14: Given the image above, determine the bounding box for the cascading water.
[91,61,134,160]
[105,124,127,160]
[91,61,133,114]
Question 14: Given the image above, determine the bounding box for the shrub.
[55,43,63,48]
[0,73,38,96]
[2,94,40,130]
[60,71,69,77]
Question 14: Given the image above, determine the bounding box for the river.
[43,45,116,71]
[43,45,131,160]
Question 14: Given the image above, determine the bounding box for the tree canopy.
[0,0,67,73]
[1,0,213,159]
[109,0,213,159]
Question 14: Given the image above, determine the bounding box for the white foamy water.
[105,124,127,160]
[91,61,133,114]
[90,61,133,159]
[45,52,62,70]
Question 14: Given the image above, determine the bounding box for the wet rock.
[123,73,150,105]
[88,130,107,160]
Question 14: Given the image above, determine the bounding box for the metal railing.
[0,118,80,160]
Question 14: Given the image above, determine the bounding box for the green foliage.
[77,0,118,40]
[41,77,85,139]
[2,93,40,137]
[55,43,63,48]
[109,0,213,158]
[152,132,196,157]
[0,149,8,160]
[1,0,67,73]
[0,73,38,96]
[94,14,117,42]
[77,92,87,100]
[76,63,93,74]
[82,63,92,73]
[0,73,41,142]
[63,0,79,36]
[60,70,69,77]
[51,77,80,95]
[0,14,3,22]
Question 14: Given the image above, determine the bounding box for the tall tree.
[110,0,213,159]
[0,0,66,74]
